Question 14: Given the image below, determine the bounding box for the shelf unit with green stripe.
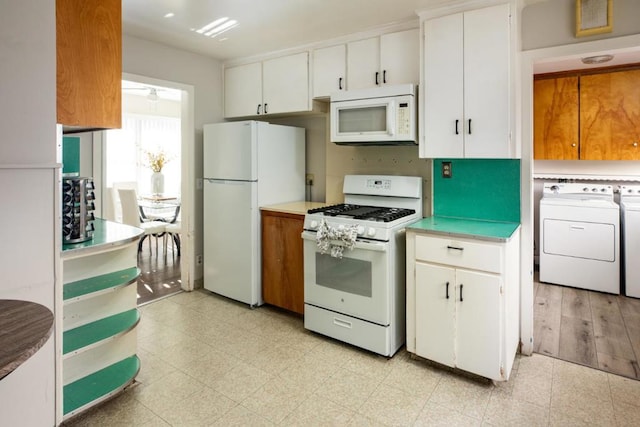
[61,220,143,422]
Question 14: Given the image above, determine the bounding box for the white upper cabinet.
[224,52,310,118]
[312,44,346,99]
[347,29,419,91]
[224,62,263,118]
[421,3,513,158]
[263,52,310,115]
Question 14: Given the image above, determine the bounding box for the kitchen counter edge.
[62,218,144,259]
[260,201,328,216]
[406,216,520,242]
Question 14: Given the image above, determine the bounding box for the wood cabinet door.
[380,29,420,86]
[224,62,263,118]
[263,52,310,115]
[261,211,304,314]
[415,262,456,368]
[580,69,640,160]
[533,76,579,160]
[347,37,380,90]
[56,0,121,128]
[312,44,346,98]
[455,269,502,380]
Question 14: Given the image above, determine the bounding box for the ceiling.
[123,0,640,70]
[123,0,446,61]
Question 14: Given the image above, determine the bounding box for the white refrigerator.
[202,121,305,306]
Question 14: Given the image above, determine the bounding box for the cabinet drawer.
[415,234,502,273]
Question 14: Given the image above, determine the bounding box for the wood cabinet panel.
[261,210,304,314]
[580,70,640,160]
[533,76,579,160]
[56,0,121,129]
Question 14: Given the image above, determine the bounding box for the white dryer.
[539,183,619,294]
[620,185,640,298]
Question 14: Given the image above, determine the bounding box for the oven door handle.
[301,231,388,252]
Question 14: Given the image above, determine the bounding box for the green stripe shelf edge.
[63,267,140,302]
[63,309,140,355]
[63,355,140,416]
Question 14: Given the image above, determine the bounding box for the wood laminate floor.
[534,272,640,380]
[136,235,182,306]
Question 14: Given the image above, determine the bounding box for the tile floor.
[64,290,640,426]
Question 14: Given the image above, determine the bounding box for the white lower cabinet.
[407,229,520,381]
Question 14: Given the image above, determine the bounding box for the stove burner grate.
[308,204,415,223]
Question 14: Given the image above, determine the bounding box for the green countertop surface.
[62,218,143,257]
[407,216,520,241]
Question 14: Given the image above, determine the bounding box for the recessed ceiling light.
[581,54,614,64]
[195,17,239,38]
[164,12,174,18]
[196,17,229,34]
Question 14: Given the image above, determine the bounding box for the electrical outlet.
[441,161,452,178]
[196,254,203,265]
[305,173,314,186]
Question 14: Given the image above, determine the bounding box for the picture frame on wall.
[576,0,613,37]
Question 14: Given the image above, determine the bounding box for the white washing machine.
[539,183,619,294]
[620,185,640,298]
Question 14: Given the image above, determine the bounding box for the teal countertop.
[406,216,520,242]
[62,219,143,258]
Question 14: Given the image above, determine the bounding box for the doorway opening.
[521,34,640,381]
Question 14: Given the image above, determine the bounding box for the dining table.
[138,195,180,223]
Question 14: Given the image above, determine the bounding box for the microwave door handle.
[387,101,395,136]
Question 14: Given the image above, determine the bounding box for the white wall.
[522,0,640,50]
[0,1,57,425]
[122,34,224,285]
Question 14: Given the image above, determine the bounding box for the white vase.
[151,172,164,195]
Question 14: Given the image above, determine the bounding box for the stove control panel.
[366,178,391,190]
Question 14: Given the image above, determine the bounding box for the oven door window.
[304,237,390,325]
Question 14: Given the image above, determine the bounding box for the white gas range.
[302,175,422,357]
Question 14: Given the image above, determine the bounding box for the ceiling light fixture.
[164,12,174,18]
[581,54,614,64]
[196,17,229,34]
[206,20,238,38]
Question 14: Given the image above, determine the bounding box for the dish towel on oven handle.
[316,219,358,258]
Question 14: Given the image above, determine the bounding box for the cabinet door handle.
[468,119,472,134]
[257,104,261,115]
[460,284,464,302]
[264,103,268,114]
[447,245,464,251]
[375,71,379,85]
[455,120,459,135]
[383,70,387,84]
[446,281,450,299]
[339,77,343,90]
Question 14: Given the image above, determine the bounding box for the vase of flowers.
[145,149,170,195]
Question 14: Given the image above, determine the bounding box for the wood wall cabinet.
[580,69,640,160]
[346,29,419,91]
[421,3,513,158]
[406,228,520,381]
[224,52,310,118]
[534,68,640,160]
[56,0,122,129]
[533,76,579,160]
[261,209,305,314]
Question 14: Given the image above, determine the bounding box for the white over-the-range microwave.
[330,84,417,145]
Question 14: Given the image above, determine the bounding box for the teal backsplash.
[433,159,520,223]
[62,136,81,175]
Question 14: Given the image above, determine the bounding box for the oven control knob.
[356,225,365,235]
[310,220,319,229]
[367,227,376,237]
